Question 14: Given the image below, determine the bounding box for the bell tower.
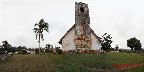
[75,2,91,53]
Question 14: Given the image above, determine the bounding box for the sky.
[1,0,144,49]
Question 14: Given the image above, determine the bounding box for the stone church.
[58,2,101,54]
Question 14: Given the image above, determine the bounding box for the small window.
[80,7,84,13]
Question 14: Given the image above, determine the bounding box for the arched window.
[80,7,84,13]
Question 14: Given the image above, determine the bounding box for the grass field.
[0,52,144,72]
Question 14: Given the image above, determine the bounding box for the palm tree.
[33,19,49,53]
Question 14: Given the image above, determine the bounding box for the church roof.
[58,24,101,44]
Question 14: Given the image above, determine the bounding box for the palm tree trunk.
[39,33,41,54]
[39,41,40,53]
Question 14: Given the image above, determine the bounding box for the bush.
[126,50,133,53]
[22,50,27,55]
[45,48,53,53]
[35,49,39,54]
[119,49,133,53]
[45,49,49,53]
[58,49,62,54]
[55,47,62,54]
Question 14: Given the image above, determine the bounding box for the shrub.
[55,47,62,54]
[45,48,53,53]
[22,50,27,55]
[119,49,133,53]
[35,48,39,54]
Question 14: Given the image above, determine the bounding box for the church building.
[58,2,101,54]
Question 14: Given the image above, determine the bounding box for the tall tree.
[127,37,142,51]
[33,19,49,53]
[101,33,113,51]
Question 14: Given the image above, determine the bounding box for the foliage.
[127,37,142,51]
[1,40,12,52]
[10,47,18,53]
[0,41,28,54]
[115,45,119,51]
[55,47,62,54]
[27,48,33,51]
[17,46,27,54]
[110,48,115,51]
[101,33,113,51]
[45,44,53,53]
[17,46,27,51]
[119,49,133,53]
[35,48,39,54]
[22,50,27,55]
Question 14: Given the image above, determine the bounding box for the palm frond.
[44,28,49,33]
[33,28,39,33]
[34,23,39,26]
[44,23,49,28]
[33,28,39,30]
[39,19,44,25]
[34,19,49,42]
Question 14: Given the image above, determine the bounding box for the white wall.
[62,27,76,51]
[62,27,101,51]
[91,33,101,50]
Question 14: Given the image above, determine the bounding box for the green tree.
[115,45,119,51]
[10,46,17,53]
[127,37,142,51]
[35,48,39,54]
[2,40,12,52]
[101,33,113,51]
[45,44,53,53]
[55,47,62,54]
[33,19,49,53]
[17,46,27,54]
[28,48,32,51]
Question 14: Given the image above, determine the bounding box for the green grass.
[0,52,144,72]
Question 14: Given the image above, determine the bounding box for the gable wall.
[61,27,101,51]
[91,32,101,50]
[62,27,76,51]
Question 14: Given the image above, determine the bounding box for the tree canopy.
[33,19,49,42]
[2,40,12,52]
[127,37,142,51]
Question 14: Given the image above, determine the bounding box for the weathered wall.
[61,28,101,52]
[75,2,90,36]
[75,2,92,53]
[91,32,101,50]
[62,27,76,51]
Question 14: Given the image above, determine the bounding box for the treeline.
[101,33,143,53]
[0,41,62,55]
[0,40,33,54]
[34,44,62,54]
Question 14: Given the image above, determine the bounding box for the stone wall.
[75,2,92,53]
[62,50,101,54]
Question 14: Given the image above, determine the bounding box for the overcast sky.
[1,0,144,49]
